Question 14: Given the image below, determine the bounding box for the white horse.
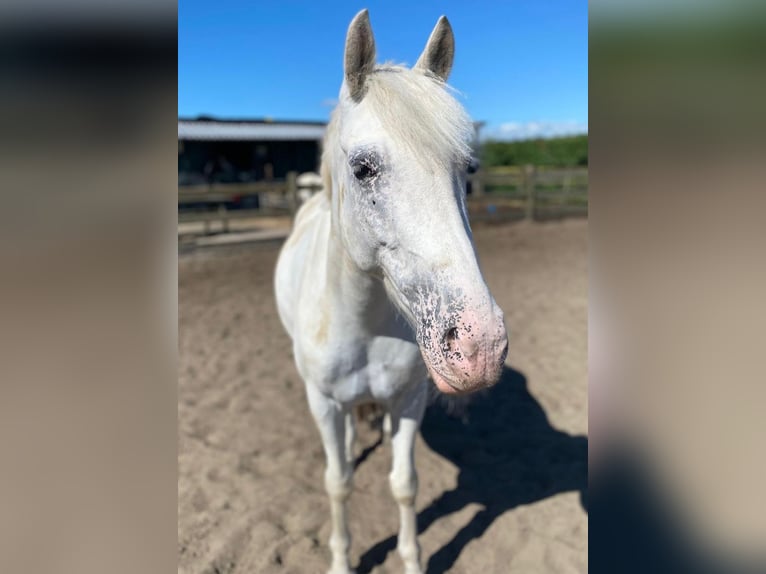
[275,10,508,574]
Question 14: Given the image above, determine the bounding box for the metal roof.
[178,119,326,142]
[178,118,483,142]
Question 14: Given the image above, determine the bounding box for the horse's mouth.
[422,357,464,395]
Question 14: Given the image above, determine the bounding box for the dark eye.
[353,162,376,181]
[349,148,382,183]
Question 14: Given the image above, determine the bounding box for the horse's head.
[325,10,508,394]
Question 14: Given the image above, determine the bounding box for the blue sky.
[179,1,587,140]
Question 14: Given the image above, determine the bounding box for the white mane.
[322,64,474,191]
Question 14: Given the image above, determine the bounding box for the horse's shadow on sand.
[356,365,588,574]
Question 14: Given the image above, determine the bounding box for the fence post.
[204,181,213,234]
[287,171,298,215]
[218,204,228,233]
[524,164,536,221]
[471,172,483,197]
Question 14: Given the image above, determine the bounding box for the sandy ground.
[179,219,588,574]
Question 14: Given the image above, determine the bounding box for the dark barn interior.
[178,117,325,186]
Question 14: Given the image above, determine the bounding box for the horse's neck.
[323,215,393,333]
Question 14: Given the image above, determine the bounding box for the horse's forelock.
[325,64,473,175]
[362,64,473,166]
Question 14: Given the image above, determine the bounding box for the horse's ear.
[344,9,376,102]
[415,15,454,81]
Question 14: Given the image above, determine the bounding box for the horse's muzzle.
[421,305,508,394]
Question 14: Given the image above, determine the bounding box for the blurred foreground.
[590,2,766,571]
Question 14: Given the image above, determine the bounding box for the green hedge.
[481,135,588,168]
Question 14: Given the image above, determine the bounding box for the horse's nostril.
[500,339,509,363]
[442,327,460,357]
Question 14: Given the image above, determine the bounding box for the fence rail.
[178,166,587,234]
[466,166,588,222]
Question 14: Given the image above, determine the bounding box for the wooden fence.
[467,166,588,222]
[178,172,321,234]
[178,166,587,234]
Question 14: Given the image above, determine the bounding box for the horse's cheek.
[353,193,382,240]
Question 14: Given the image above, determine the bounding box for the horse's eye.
[353,162,375,181]
[349,148,382,183]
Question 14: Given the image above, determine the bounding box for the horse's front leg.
[306,385,355,574]
[344,411,356,465]
[388,381,428,574]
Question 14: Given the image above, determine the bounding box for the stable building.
[178,117,326,186]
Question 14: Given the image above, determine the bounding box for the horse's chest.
[301,335,426,403]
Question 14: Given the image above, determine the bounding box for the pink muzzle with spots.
[417,299,508,395]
